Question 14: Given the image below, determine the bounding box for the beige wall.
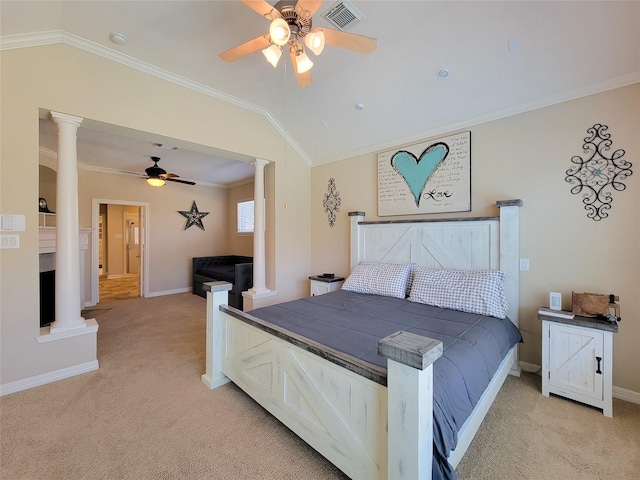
[227,181,255,257]
[310,84,640,394]
[79,169,231,293]
[0,43,311,387]
[106,204,126,276]
[38,165,57,212]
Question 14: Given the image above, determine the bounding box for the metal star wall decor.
[565,124,632,221]
[323,178,342,228]
[178,201,209,230]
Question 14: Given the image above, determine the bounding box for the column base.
[37,318,98,343]
[246,287,273,297]
[242,289,276,311]
[50,318,87,333]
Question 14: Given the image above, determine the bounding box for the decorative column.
[50,111,85,332]
[247,158,271,296]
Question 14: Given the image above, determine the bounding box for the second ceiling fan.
[220,0,377,87]
[145,157,195,187]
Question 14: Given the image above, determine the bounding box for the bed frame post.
[349,211,366,271]
[201,281,233,389]
[379,331,443,480]
[496,199,523,376]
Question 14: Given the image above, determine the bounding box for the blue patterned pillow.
[408,267,508,318]
[342,262,413,299]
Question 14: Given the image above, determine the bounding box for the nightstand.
[539,312,618,417]
[309,275,345,296]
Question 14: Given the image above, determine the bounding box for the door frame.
[91,198,150,305]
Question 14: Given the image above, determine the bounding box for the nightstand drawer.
[309,275,345,296]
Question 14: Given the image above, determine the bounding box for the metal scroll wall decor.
[565,124,632,221]
[323,178,342,227]
[178,201,209,230]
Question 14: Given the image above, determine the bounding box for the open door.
[125,212,140,276]
[138,206,145,298]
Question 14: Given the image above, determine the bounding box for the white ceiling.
[2,1,639,186]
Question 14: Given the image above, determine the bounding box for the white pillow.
[408,267,508,318]
[342,262,413,299]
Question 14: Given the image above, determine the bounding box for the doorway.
[92,199,149,305]
[125,212,140,276]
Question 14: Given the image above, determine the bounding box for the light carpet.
[2,292,639,479]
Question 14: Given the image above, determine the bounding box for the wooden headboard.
[349,200,523,372]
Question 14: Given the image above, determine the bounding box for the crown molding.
[313,72,640,166]
[13,31,636,169]
[39,146,231,188]
[3,31,313,167]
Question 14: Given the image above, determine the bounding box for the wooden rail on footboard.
[202,282,443,480]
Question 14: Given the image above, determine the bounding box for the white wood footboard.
[203,289,444,480]
[222,310,388,479]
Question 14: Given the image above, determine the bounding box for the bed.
[202,200,523,480]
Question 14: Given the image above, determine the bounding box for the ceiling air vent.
[322,0,364,31]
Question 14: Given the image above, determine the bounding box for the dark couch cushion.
[198,265,236,284]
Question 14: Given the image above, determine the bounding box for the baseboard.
[0,360,99,396]
[613,386,640,405]
[146,287,191,298]
[518,361,640,405]
[519,361,541,374]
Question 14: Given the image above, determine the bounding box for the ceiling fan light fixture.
[295,49,313,74]
[147,177,166,187]
[270,18,291,46]
[304,30,325,55]
[262,44,283,67]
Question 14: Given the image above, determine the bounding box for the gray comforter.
[250,290,522,480]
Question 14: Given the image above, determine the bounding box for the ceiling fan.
[220,0,377,87]
[145,157,195,187]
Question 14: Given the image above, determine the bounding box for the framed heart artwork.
[377,131,471,216]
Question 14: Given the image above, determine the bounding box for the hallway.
[99,275,139,303]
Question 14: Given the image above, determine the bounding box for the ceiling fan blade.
[220,34,271,62]
[289,48,312,87]
[296,0,324,17]
[166,178,196,186]
[160,173,179,179]
[241,0,280,19]
[321,28,377,54]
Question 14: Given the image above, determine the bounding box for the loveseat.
[192,255,253,310]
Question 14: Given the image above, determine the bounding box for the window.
[237,200,254,234]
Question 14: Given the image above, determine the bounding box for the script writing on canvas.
[377,132,471,216]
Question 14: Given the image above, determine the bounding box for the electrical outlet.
[519,258,530,271]
[0,234,19,249]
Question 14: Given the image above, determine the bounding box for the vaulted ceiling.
[2,1,639,185]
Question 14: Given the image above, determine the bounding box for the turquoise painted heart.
[391,142,450,207]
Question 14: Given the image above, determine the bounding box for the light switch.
[519,258,529,271]
[1,214,25,231]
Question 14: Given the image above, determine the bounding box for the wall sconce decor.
[323,178,341,228]
[178,201,209,230]
[565,123,632,221]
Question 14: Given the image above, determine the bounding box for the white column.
[247,158,270,296]
[50,111,85,332]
